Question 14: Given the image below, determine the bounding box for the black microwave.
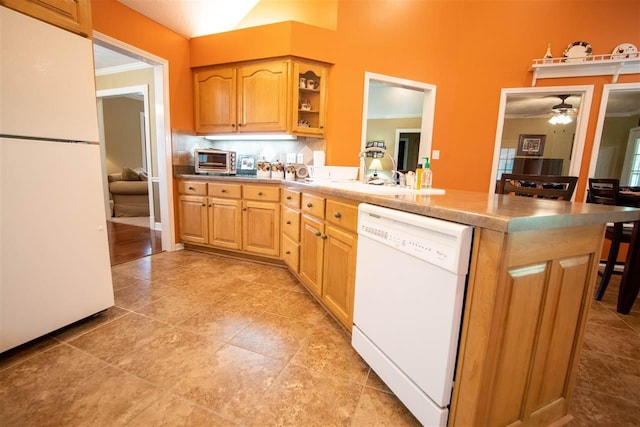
[195,149,236,175]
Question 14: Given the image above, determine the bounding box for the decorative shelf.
[529,54,640,86]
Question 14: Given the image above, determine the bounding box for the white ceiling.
[117,0,260,38]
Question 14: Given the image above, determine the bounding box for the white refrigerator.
[0,6,114,352]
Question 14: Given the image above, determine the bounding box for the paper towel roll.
[313,151,326,166]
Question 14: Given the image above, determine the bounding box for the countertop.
[176,174,640,233]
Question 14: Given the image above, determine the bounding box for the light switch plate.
[432,150,440,160]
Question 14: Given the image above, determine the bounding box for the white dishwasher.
[352,204,472,427]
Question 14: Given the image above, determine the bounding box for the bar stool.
[587,178,633,300]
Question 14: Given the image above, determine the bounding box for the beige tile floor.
[1,250,638,426]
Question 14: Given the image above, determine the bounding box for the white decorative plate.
[612,43,639,59]
[563,41,592,62]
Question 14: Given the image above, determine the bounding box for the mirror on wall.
[588,83,640,189]
[489,85,594,197]
[361,72,436,180]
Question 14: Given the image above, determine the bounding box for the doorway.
[93,31,176,252]
[97,86,154,228]
[395,129,421,171]
[488,85,595,198]
[587,82,640,196]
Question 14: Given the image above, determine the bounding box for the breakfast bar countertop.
[176,174,640,233]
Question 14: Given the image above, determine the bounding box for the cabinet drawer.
[282,234,300,273]
[208,182,242,199]
[179,181,207,195]
[282,207,301,241]
[283,189,301,209]
[326,199,358,233]
[301,193,325,219]
[244,185,280,202]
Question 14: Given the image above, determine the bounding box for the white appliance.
[352,204,472,426]
[0,7,114,352]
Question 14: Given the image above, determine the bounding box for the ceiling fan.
[551,94,577,114]
[549,94,577,125]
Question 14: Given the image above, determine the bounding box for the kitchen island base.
[449,224,604,427]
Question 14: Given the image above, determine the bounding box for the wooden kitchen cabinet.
[178,182,242,249]
[193,59,289,134]
[178,195,208,245]
[208,198,242,250]
[292,60,328,136]
[449,224,603,427]
[193,66,236,134]
[242,185,281,257]
[296,191,358,329]
[1,0,92,37]
[299,213,325,297]
[193,57,329,137]
[322,224,357,328]
[237,61,289,133]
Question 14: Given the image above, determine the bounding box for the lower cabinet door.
[282,234,300,273]
[208,198,242,250]
[322,225,357,329]
[178,195,208,244]
[299,214,324,297]
[243,200,280,256]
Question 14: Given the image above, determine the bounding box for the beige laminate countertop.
[176,174,640,233]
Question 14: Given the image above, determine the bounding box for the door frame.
[97,85,155,229]
[93,31,177,251]
[488,85,594,199]
[587,82,640,193]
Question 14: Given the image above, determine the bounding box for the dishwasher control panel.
[358,204,473,274]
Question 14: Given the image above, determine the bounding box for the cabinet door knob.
[258,192,263,196]
[243,208,247,211]
[188,186,195,190]
[286,220,291,224]
[320,126,324,129]
[238,123,243,127]
[221,189,226,193]
[334,212,342,218]
[208,204,212,207]
[321,234,327,240]
[315,231,321,237]
[307,202,313,208]
[285,250,291,255]
[286,195,292,200]
[201,203,206,207]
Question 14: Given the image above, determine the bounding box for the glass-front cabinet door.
[292,60,328,137]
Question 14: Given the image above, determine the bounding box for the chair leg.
[595,239,621,300]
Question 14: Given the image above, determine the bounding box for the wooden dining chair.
[497,174,578,201]
[587,178,633,300]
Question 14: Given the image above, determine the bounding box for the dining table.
[616,188,640,314]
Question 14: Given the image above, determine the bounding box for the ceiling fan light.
[548,113,572,125]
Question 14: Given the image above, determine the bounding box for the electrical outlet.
[432,150,440,160]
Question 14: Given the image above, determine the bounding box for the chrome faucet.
[358,147,403,184]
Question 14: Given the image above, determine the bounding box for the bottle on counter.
[422,157,432,189]
[414,164,423,189]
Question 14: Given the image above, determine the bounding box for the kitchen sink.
[310,180,446,196]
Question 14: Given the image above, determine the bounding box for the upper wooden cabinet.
[194,60,289,135]
[1,0,92,37]
[237,61,290,133]
[194,66,237,134]
[193,57,329,137]
[293,60,328,136]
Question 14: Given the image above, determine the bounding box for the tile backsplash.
[172,130,326,168]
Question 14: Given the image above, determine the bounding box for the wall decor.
[517,134,546,157]
[366,140,386,157]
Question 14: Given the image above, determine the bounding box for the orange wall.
[93,0,639,196]
[91,0,192,131]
